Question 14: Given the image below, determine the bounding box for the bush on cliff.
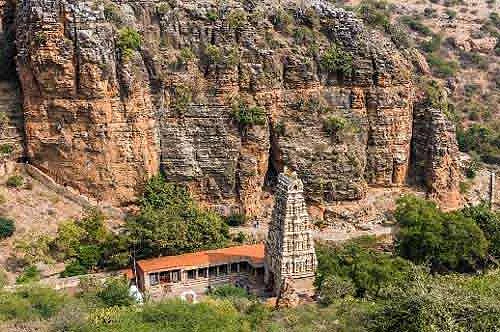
[320,44,353,76]
[0,217,15,239]
[232,101,266,127]
[117,27,142,59]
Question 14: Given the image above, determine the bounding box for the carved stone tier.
[265,171,317,294]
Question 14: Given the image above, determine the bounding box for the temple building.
[136,244,266,299]
[134,172,317,299]
[264,171,318,294]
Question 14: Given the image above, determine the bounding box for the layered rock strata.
[0,1,24,162]
[13,0,459,217]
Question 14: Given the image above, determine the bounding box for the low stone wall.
[5,271,122,292]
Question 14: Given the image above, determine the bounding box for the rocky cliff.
[0,0,24,164]
[9,0,460,217]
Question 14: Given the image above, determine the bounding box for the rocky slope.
[7,0,461,219]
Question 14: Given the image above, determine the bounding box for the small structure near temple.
[134,171,317,300]
[264,171,318,296]
[135,244,266,299]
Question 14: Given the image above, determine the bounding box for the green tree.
[462,204,500,259]
[52,220,86,258]
[316,239,414,298]
[395,195,488,272]
[126,175,229,258]
[61,260,88,277]
[318,275,355,305]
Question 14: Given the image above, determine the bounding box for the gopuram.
[264,170,317,295]
[134,171,317,300]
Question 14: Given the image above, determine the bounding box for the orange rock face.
[16,1,160,204]
[12,0,460,218]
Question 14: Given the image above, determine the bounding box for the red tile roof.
[137,244,265,273]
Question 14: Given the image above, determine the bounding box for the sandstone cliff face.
[16,0,160,204]
[0,0,24,164]
[13,0,458,217]
[412,106,461,209]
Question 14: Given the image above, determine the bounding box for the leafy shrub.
[465,158,479,179]
[203,44,223,65]
[293,26,315,45]
[14,286,67,319]
[318,275,355,305]
[462,204,500,260]
[323,116,359,142]
[426,53,458,77]
[232,101,266,127]
[6,175,24,188]
[233,231,247,244]
[0,286,67,321]
[370,271,500,332]
[156,2,171,15]
[457,124,500,165]
[320,44,353,76]
[0,268,7,289]
[446,9,457,19]
[103,2,123,24]
[395,195,489,272]
[206,9,219,21]
[316,238,415,298]
[227,9,247,30]
[0,144,13,155]
[400,16,432,35]
[127,175,230,258]
[420,34,442,53]
[421,79,448,112]
[78,244,102,269]
[117,27,141,59]
[210,285,250,299]
[16,266,41,284]
[97,277,134,307]
[270,8,294,33]
[178,47,196,64]
[171,84,193,112]
[323,116,347,137]
[0,217,15,239]
[357,0,391,30]
[61,260,88,277]
[225,213,247,227]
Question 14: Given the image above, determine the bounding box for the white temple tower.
[264,170,317,295]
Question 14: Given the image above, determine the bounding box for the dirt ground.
[0,167,85,283]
